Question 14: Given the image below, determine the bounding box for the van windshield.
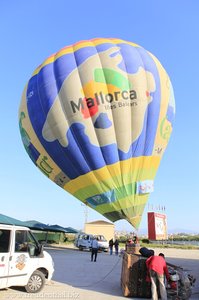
[15,230,39,253]
[96,235,107,241]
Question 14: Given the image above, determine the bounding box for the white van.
[0,224,54,293]
[75,233,109,252]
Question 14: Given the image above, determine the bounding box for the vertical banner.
[148,212,167,240]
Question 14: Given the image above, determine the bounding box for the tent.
[0,214,79,238]
[46,224,69,233]
[0,213,29,227]
[65,226,79,234]
[24,220,49,231]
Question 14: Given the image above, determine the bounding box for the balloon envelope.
[19,38,175,229]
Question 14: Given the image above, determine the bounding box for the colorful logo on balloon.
[42,47,155,153]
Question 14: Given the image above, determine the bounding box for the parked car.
[96,235,109,252]
[74,233,109,252]
[0,224,54,293]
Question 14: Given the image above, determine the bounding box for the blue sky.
[1,0,199,233]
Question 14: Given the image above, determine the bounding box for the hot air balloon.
[19,38,175,229]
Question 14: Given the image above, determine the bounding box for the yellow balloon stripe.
[64,156,160,195]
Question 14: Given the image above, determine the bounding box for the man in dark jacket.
[91,237,99,262]
[114,239,119,255]
[109,238,114,255]
[146,253,170,300]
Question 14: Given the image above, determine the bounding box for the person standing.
[133,235,138,244]
[114,239,119,255]
[91,236,99,262]
[146,253,170,300]
[109,238,114,255]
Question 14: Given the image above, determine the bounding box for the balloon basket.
[121,252,151,298]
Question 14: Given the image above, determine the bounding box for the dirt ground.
[0,247,199,300]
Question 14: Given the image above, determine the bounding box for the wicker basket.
[121,252,151,298]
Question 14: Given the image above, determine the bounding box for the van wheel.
[25,270,45,293]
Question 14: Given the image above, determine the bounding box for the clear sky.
[1,0,199,234]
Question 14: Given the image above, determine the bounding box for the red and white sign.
[148,212,167,240]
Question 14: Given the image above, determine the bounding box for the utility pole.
[81,203,88,228]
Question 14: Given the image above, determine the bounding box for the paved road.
[1,247,199,299]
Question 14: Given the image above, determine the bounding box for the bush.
[64,234,75,243]
[141,238,149,244]
[118,236,128,243]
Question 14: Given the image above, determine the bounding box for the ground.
[1,247,199,300]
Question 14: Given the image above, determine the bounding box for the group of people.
[127,235,139,245]
[90,236,120,262]
[108,238,119,255]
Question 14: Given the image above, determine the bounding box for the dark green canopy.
[0,214,78,233]
[24,220,49,230]
[65,226,79,234]
[45,224,68,233]
[0,213,29,227]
